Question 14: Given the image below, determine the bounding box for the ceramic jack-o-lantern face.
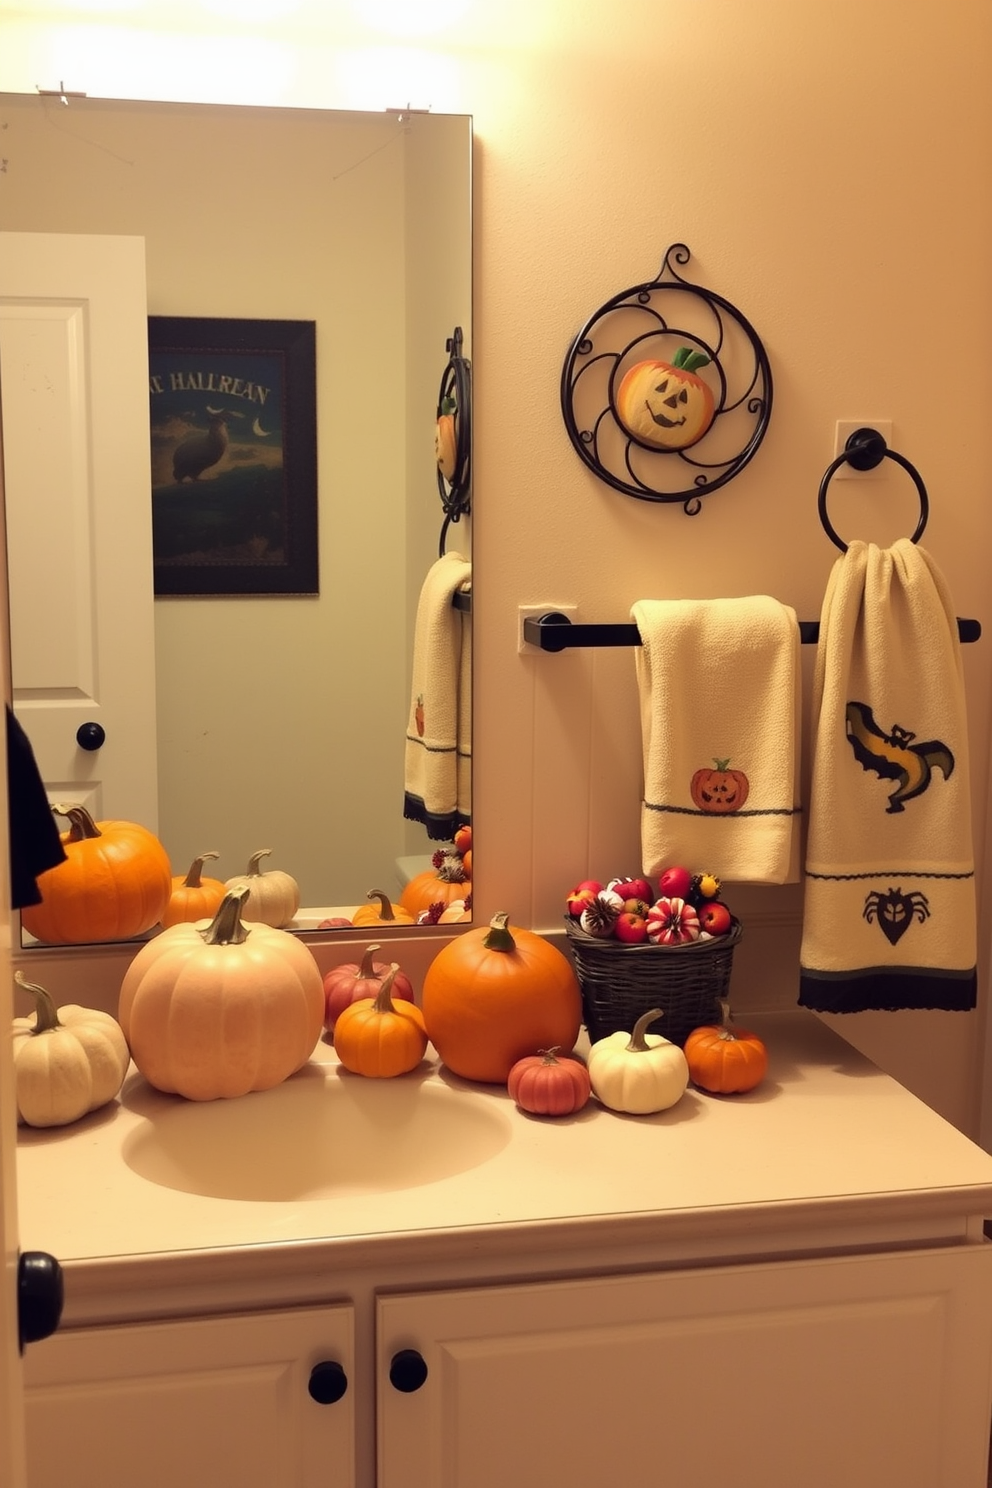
[616,347,715,451]
[435,396,458,481]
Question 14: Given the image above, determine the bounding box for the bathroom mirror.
[0,91,472,936]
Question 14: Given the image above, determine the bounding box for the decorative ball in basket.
[563,868,742,1047]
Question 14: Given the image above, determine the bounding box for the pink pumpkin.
[507,1048,591,1116]
[322,944,414,1034]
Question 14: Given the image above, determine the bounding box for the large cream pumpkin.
[615,348,715,451]
[118,886,323,1101]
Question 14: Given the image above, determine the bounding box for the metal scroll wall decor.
[435,325,472,556]
[560,244,772,515]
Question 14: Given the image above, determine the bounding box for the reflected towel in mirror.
[404,552,472,841]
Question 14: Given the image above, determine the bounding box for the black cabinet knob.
[308,1360,348,1404]
[18,1251,63,1351]
[389,1348,428,1393]
[76,722,106,751]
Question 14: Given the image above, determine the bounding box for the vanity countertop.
[15,1012,992,1324]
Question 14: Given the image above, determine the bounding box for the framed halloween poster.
[148,316,318,596]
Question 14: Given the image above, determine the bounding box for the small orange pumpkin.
[332,967,428,1078]
[352,889,415,927]
[163,851,227,928]
[690,758,750,814]
[421,912,581,1084]
[20,803,172,945]
[683,1000,768,1094]
[615,348,715,451]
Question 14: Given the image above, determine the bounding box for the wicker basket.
[564,916,743,1046]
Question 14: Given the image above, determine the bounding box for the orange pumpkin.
[352,889,415,927]
[683,1001,768,1094]
[421,912,581,1083]
[333,967,428,1078]
[118,886,324,1101]
[690,758,750,814]
[615,348,715,451]
[21,803,172,945]
[163,851,226,928]
[399,848,471,917]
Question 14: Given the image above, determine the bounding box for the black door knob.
[18,1250,64,1351]
[389,1348,428,1393]
[308,1360,348,1404]
[76,722,106,751]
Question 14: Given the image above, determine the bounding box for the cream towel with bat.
[798,539,976,1012]
[632,596,802,884]
[403,551,472,841]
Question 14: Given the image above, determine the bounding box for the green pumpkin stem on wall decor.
[671,346,710,373]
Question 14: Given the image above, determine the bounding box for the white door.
[0,232,158,830]
[24,1305,356,1488]
[378,1248,992,1488]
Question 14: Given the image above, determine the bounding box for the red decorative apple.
[566,886,599,919]
[615,906,649,943]
[658,865,692,900]
[647,896,701,946]
[610,876,654,906]
[698,900,732,937]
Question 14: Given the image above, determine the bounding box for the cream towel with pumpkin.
[403,551,472,841]
[798,540,976,1012]
[631,596,802,884]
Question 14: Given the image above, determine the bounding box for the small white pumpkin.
[12,971,131,1127]
[587,1007,689,1114]
[224,848,300,928]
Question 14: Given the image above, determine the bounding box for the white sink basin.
[120,1062,513,1203]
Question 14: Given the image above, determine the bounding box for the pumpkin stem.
[713,758,731,771]
[372,965,403,1015]
[672,346,710,374]
[183,851,220,889]
[244,849,272,877]
[199,886,252,946]
[626,1007,664,1052]
[538,1047,561,1064]
[359,944,382,977]
[716,997,739,1041]
[13,970,62,1034]
[366,889,398,921]
[483,912,516,953]
[51,802,102,841]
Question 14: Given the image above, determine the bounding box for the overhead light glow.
[347,0,473,38]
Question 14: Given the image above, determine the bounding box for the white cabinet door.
[378,1247,992,1488]
[24,1304,355,1488]
[0,231,158,830]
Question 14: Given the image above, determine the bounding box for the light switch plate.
[518,604,577,654]
[832,420,892,480]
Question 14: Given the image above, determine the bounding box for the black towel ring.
[817,427,929,553]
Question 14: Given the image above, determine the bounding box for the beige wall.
[2,0,991,1134]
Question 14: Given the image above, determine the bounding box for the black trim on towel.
[403,792,470,843]
[798,964,977,1013]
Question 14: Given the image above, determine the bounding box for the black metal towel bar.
[523,612,981,652]
[452,589,471,613]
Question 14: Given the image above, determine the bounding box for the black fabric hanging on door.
[6,706,66,909]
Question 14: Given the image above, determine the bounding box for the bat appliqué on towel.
[845,701,954,815]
